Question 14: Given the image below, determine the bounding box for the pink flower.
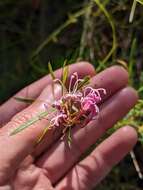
[81,97,99,118]
[81,86,106,120]
[11,71,107,145]
[84,87,106,103]
[50,113,67,127]
[49,73,106,133]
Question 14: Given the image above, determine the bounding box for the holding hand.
[0,62,138,190]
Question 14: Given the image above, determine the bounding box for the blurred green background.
[1,0,143,189]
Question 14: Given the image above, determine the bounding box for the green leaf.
[77,75,90,90]
[37,125,51,144]
[67,127,72,147]
[129,38,137,84]
[48,62,55,80]
[136,0,143,5]
[129,0,143,23]
[10,108,55,135]
[138,86,143,93]
[14,96,35,104]
[139,132,143,144]
[62,60,69,85]
[68,13,78,23]
[129,0,137,23]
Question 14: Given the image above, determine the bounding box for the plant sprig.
[10,108,55,135]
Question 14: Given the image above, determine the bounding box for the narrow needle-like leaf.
[48,62,56,80]
[10,108,55,135]
[136,0,143,5]
[62,60,69,85]
[14,96,35,104]
[67,127,72,148]
[77,76,90,90]
[37,125,51,143]
[129,0,137,23]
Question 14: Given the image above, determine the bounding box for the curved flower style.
[50,72,106,136]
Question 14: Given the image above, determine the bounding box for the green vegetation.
[1,0,143,189]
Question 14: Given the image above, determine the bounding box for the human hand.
[0,62,138,190]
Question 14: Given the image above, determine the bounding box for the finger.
[90,65,128,102]
[36,87,138,184]
[0,62,95,125]
[0,69,95,185]
[33,66,129,157]
[55,126,137,190]
[0,66,128,184]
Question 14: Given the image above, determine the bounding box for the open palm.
[0,62,137,190]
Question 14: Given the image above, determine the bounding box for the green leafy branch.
[32,5,91,59]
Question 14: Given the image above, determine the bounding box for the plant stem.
[129,0,137,23]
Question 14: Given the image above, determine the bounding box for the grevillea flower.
[49,72,106,138]
[11,70,106,146]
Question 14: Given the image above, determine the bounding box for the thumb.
[0,83,62,185]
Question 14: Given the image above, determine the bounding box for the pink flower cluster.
[50,72,106,131]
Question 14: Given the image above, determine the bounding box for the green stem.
[32,6,90,59]
[129,0,137,23]
[93,0,116,65]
